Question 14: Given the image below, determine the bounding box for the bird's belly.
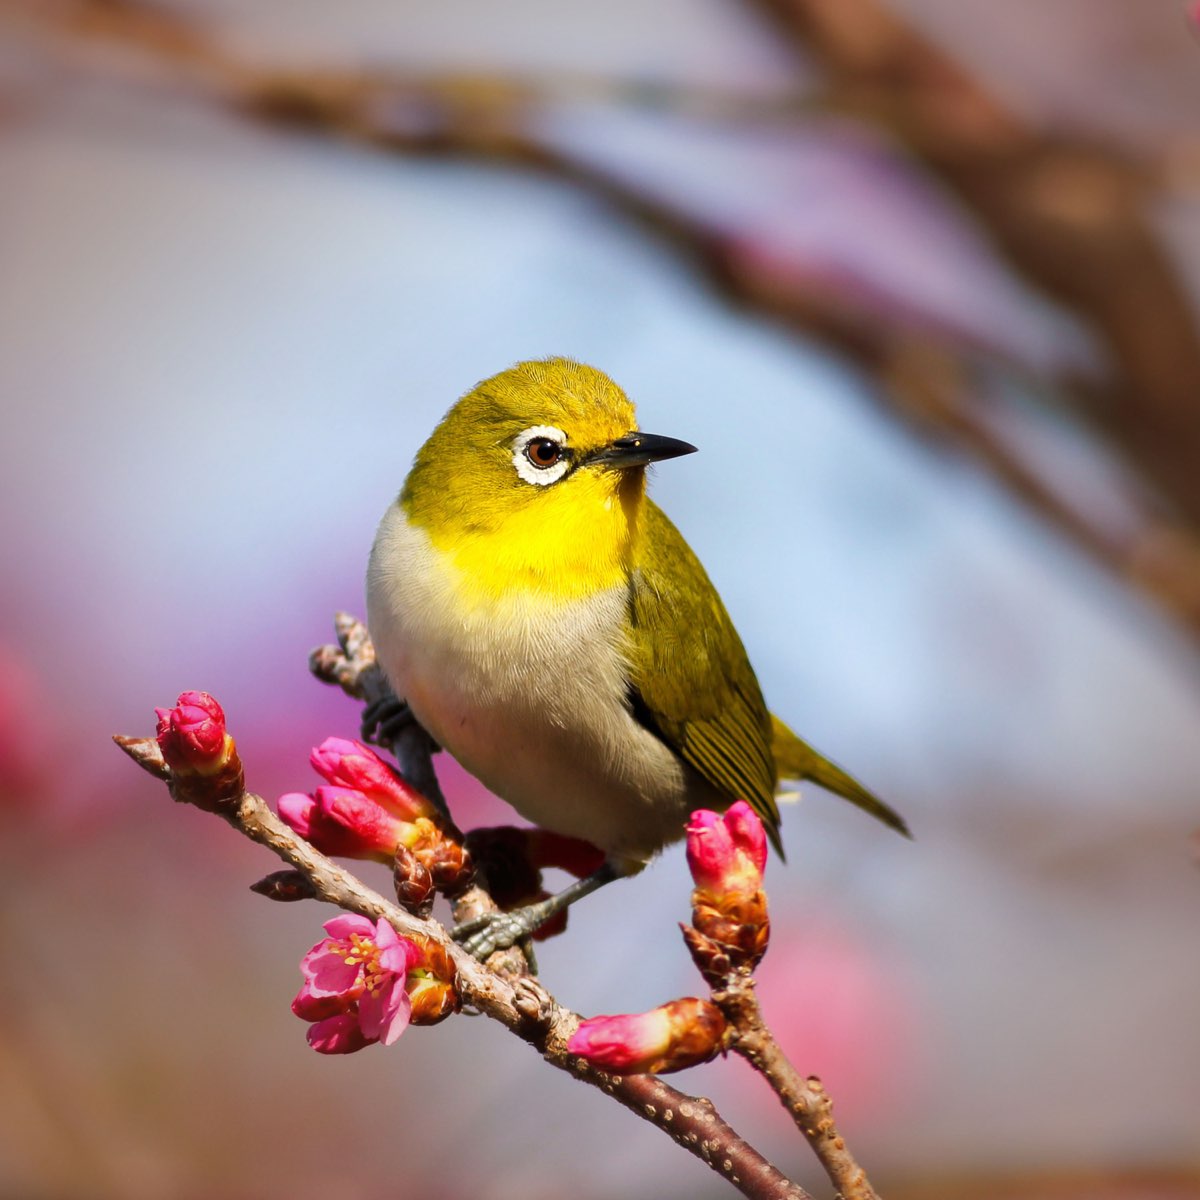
[367,512,711,865]
[406,673,693,865]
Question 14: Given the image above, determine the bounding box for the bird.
[366,358,907,955]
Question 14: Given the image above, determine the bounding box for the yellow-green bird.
[367,358,907,954]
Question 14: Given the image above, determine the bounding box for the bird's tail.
[770,715,911,838]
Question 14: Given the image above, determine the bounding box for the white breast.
[366,504,709,867]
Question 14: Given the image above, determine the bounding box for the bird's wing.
[626,500,783,855]
[771,714,910,837]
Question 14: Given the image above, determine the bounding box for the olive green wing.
[626,501,784,856]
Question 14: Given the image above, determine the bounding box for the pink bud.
[319,786,409,856]
[154,691,229,775]
[686,801,767,899]
[309,738,433,821]
[277,792,317,840]
[567,998,726,1075]
[278,786,409,862]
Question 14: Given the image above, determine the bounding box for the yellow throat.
[400,359,649,606]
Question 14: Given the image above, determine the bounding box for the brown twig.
[718,972,878,1200]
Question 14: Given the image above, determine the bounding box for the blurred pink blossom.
[753,922,920,1123]
[0,646,53,813]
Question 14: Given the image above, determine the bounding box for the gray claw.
[452,908,548,959]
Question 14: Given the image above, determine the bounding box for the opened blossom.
[293,915,420,1053]
[568,998,727,1075]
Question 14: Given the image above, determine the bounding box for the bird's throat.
[408,469,643,606]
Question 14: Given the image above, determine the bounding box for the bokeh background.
[2,2,1200,1197]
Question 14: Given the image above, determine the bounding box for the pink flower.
[293,914,420,1053]
[309,738,434,822]
[279,786,411,862]
[567,998,726,1075]
[686,801,767,900]
[154,691,230,775]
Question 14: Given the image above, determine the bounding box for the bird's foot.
[452,903,557,960]
[361,693,439,751]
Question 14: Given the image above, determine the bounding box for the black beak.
[593,431,698,470]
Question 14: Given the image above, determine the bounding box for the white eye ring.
[512,425,571,486]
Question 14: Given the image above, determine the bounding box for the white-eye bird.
[367,358,907,954]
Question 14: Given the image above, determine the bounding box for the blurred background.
[2,1,1199,1197]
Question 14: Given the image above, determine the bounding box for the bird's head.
[401,358,696,601]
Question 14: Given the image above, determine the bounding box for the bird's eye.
[512,425,570,486]
[525,438,563,469]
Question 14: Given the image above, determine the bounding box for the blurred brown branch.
[11,0,1200,637]
[748,0,1200,618]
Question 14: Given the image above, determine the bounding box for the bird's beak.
[593,431,698,470]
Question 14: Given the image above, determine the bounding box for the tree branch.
[115,639,816,1200]
[718,973,877,1200]
[744,0,1200,617]
[13,0,1200,639]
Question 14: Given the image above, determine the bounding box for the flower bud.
[393,843,434,915]
[278,786,409,862]
[568,998,727,1075]
[309,737,435,822]
[250,869,317,903]
[686,801,767,900]
[686,802,770,969]
[679,923,733,989]
[154,691,243,810]
[406,939,459,1025]
[411,818,474,896]
[690,896,770,968]
[155,691,228,773]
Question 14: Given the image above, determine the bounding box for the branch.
[745,0,1200,617]
[116,686,813,1200]
[14,0,1200,639]
[719,973,877,1200]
